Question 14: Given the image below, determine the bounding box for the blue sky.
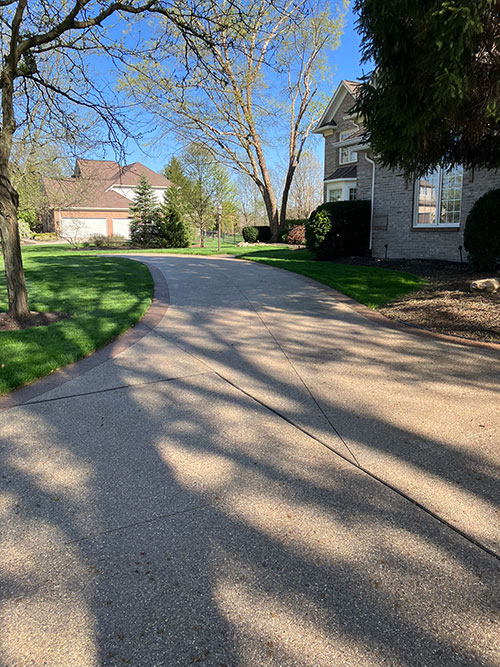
[98,4,366,175]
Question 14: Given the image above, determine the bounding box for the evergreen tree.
[353,0,500,175]
[159,187,191,248]
[129,175,160,246]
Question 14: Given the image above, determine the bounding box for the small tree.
[129,175,161,247]
[159,187,191,248]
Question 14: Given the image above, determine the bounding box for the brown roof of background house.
[44,159,173,211]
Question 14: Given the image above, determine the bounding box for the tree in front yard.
[129,175,161,246]
[159,187,191,248]
[122,0,346,240]
[353,0,500,176]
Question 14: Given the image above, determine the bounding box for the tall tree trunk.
[0,62,30,319]
[279,164,296,228]
[0,173,29,319]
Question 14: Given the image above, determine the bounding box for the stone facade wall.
[323,93,360,200]
[369,166,500,261]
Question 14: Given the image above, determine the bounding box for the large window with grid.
[414,166,463,227]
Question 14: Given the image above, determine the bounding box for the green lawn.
[0,248,153,394]
[20,235,283,257]
[240,248,425,309]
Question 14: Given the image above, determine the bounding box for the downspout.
[364,153,376,252]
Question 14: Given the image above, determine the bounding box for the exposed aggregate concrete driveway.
[0,255,499,666]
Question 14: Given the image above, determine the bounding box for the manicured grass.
[20,238,285,257]
[0,248,153,394]
[240,248,426,309]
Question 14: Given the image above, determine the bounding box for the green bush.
[18,219,33,239]
[255,225,272,242]
[279,229,291,242]
[34,232,57,241]
[306,200,371,259]
[88,234,109,247]
[242,226,259,242]
[464,189,500,271]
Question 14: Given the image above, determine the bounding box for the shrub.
[279,229,291,242]
[286,225,306,245]
[306,200,371,259]
[464,189,500,271]
[88,234,109,247]
[242,226,259,242]
[34,232,57,240]
[255,225,272,242]
[17,219,32,239]
[107,234,127,247]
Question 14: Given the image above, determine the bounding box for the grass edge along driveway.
[240,248,425,309]
[0,251,153,394]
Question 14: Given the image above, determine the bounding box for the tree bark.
[0,173,30,319]
[0,58,30,319]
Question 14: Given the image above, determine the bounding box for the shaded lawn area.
[241,248,425,309]
[0,249,153,394]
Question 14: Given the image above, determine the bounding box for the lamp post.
[217,203,223,253]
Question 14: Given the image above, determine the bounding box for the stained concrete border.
[0,262,170,411]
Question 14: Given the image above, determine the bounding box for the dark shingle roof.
[324,165,357,181]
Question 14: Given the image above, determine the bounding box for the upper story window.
[414,166,463,227]
[339,130,352,141]
[339,146,357,164]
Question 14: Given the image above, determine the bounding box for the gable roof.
[44,159,173,211]
[313,79,361,133]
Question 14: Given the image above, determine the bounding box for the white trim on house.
[325,178,357,202]
[412,166,463,228]
[313,82,352,134]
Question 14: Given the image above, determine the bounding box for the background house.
[43,159,173,239]
[314,80,500,261]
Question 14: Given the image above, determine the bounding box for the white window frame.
[413,167,463,228]
[339,146,357,165]
[325,179,357,202]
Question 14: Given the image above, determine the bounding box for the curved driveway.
[1,255,499,666]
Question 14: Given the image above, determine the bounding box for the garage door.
[60,218,107,239]
[112,218,131,239]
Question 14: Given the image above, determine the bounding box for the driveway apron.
[0,255,498,666]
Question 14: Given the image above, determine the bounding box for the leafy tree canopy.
[353,0,500,176]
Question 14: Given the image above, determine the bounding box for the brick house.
[314,80,500,261]
[43,159,173,239]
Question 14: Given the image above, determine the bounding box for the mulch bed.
[0,311,69,331]
[333,258,500,344]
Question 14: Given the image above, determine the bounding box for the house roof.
[325,165,357,181]
[313,79,363,134]
[44,159,173,211]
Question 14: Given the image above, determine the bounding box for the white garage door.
[60,218,107,239]
[112,218,131,239]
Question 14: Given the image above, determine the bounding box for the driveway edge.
[0,261,169,410]
[242,259,500,352]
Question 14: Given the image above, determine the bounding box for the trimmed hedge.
[242,225,272,242]
[242,226,259,242]
[464,189,500,271]
[306,200,371,259]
